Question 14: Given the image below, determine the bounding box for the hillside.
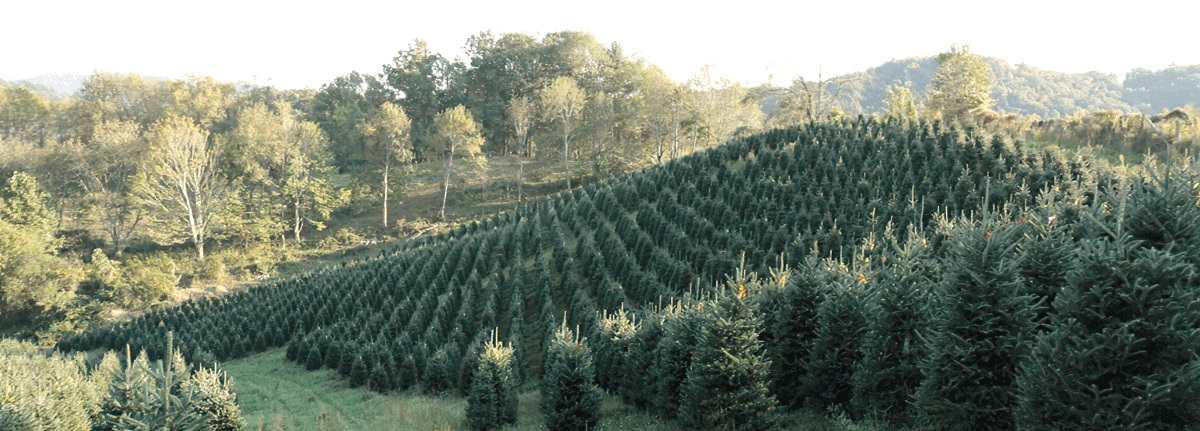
[57,116,1200,429]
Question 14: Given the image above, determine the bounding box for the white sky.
[4,0,1198,90]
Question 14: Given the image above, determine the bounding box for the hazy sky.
[4,0,1198,90]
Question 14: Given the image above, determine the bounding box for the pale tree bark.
[540,77,585,190]
[137,115,226,260]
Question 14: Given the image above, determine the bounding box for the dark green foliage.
[395,353,418,390]
[620,308,662,409]
[651,300,705,419]
[802,275,871,412]
[423,343,460,395]
[594,307,637,393]
[324,340,342,370]
[852,229,934,426]
[349,354,369,387]
[459,330,489,396]
[913,218,1036,431]
[465,332,519,431]
[680,288,779,431]
[369,361,392,393]
[760,258,824,410]
[1018,178,1200,430]
[304,344,323,371]
[542,323,602,431]
[1016,215,1073,333]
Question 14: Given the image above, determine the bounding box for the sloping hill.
[60,118,1079,379]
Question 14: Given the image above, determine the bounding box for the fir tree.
[369,361,392,393]
[542,322,602,431]
[595,307,637,393]
[802,271,871,412]
[350,354,369,387]
[1018,179,1200,430]
[465,330,519,431]
[650,300,705,419]
[913,217,1035,431]
[852,228,933,426]
[423,343,459,395]
[761,256,824,410]
[679,282,779,431]
[304,344,323,371]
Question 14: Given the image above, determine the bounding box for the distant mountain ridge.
[18,73,89,98]
[830,57,1199,118]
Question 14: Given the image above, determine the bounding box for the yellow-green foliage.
[0,339,108,430]
[88,249,179,307]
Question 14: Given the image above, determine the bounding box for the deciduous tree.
[360,102,414,228]
[135,115,227,259]
[926,44,994,120]
[433,105,487,221]
[540,77,585,189]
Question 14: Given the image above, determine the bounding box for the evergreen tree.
[852,229,933,426]
[595,307,637,393]
[465,330,519,430]
[369,360,392,393]
[542,322,602,431]
[423,343,460,395]
[350,354,370,387]
[679,282,779,431]
[185,367,247,431]
[802,272,871,412]
[913,217,1035,431]
[304,344,323,370]
[1017,178,1200,430]
[650,300,705,419]
[621,308,663,409]
[761,256,824,410]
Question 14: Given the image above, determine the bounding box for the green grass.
[223,348,892,430]
[224,348,680,430]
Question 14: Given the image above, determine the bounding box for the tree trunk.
[294,196,303,243]
[440,148,454,221]
[563,121,571,190]
[382,158,390,228]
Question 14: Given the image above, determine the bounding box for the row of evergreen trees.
[64,117,1159,428]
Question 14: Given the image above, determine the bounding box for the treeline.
[0,30,770,330]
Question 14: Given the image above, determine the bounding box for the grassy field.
[224,348,680,431]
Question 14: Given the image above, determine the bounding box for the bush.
[90,250,179,307]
